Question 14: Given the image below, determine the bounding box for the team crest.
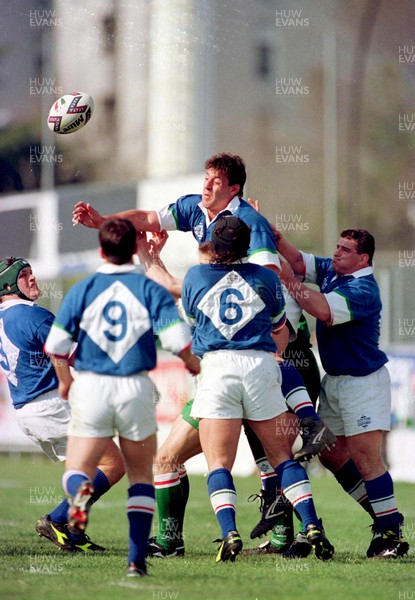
[226,272,239,284]
[193,224,204,240]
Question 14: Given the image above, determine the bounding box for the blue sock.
[49,469,104,524]
[365,471,400,533]
[275,459,319,529]
[61,470,92,542]
[62,470,90,498]
[207,468,237,537]
[91,468,111,502]
[49,498,71,525]
[61,469,111,541]
[281,361,319,420]
[127,483,155,567]
[261,468,279,493]
[334,459,374,518]
[62,468,110,501]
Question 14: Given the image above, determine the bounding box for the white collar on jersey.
[343,265,374,278]
[198,195,241,227]
[0,298,34,309]
[96,263,146,275]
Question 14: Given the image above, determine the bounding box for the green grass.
[0,454,413,600]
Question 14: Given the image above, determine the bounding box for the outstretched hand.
[185,354,201,376]
[134,231,153,270]
[72,202,105,228]
[278,259,295,282]
[149,230,169,260]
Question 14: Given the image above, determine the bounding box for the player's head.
[99,218,137,265]
[204,153,246,198]
[210,215,251,264]
[0,256,38,301]
[339,229,375,264]
[332,228,375,274]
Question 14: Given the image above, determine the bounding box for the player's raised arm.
[279,261,331,323]
[72,201,161,232]
[246,197,305,277]
[134,231,183,299]
[275,231,306,278]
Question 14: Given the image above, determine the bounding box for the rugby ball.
[47,92,94,134]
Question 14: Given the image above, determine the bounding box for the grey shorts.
[16,390,69,461]
[318,366,391,437]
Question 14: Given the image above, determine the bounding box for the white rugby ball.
[47,91,94,134]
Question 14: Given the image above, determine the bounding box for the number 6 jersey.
[181,260,286,357]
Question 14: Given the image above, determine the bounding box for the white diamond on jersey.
[197,270,265,340]
[79,280,151,364]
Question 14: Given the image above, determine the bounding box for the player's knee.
[154,450,184,474]
[98,447,126,485]
[104,461,125,486]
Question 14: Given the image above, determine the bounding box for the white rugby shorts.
[15,390,69,462]
[318,365,391,436]
[68,371,157,441]
[190,349,286,420]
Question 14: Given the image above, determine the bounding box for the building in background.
[0,0,414,336]
[1,1,415,246]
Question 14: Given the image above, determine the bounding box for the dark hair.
[204,153,246,197]
[210,215,251,264]
[340,229,375,265]
[99,218,137,265]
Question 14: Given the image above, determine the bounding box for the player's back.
[56,267,181,376]
[182,262,285,357]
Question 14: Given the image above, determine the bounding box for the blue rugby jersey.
[157,194,280,268]
[0,300,58,408]
[302,252,388,376]
[181,261,286,357]
[45,264,192,375]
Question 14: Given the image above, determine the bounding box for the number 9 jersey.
[45,264,192,375]
[181,261,286,357]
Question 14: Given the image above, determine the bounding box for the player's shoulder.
[183,263,212,288]
[68,273,96,294]
[4,303,55,337]
[237,200,272,227]
[183,263,205,280]
[314,255,333,272]
[175,194,202,207]
[247,261,280,281]
[31,303,55,318]
[347,271,380,294]
[6,301,53,319]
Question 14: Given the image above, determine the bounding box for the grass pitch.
[0,454,413,600]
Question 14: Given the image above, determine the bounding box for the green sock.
[177,471,190,536]
[270,499,294,550]
[155,472,186,550]
[294,507,304,534]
